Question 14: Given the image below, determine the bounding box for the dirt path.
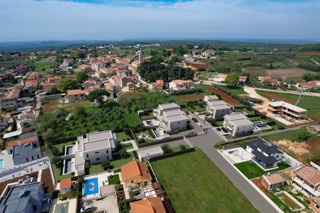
[244,86,269,113]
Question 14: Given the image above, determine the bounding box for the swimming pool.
[0,159,4,170]
[83,177,99,196]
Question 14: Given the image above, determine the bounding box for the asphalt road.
[188,130,280,213]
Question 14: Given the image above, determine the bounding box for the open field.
[42,99,92,114]
[256,90,320,121]
[207,87,241,105]
[34,61,58,75]
[242,67,316,80]
[299,51,320,56]
[234,161,290,179]
[263,129,320,164]
[151,149,258,213]
[219,85,248,95]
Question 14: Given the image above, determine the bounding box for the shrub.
[119,150,130,159]
[161,144,173,154]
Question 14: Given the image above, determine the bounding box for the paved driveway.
[188,130,280,213]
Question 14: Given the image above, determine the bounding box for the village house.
[296,81,320,90]
[292,166,320,197]
[120,161,152,188]
[261,172,286,190]
[246,139,283,169]
[60,178,72,194]
[130,197,167,213]
[64,89,87,103]
[223,113,253,137]
[310,196,320,213]
[6,134,45,165]
[0,86,21,111]
[169,79,194,91]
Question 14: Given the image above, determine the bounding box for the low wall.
[311,161,320,171]
[149,148,195,162]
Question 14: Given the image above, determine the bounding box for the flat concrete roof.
[165,114,189,122]
[158,103,180,110]
[207,100,228,106]
[138,146,163,158]
[224,113,248,121]
[163,109,183,117]
[269,101,307,113]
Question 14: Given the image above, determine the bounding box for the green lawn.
[234,161,290,179]
[219,85,247,95]
[116,132,132,142]
[34,61,58,75]
[54,141,75,154]
[124,113,141,127]
[88,164,105,174]
[151,149,258,213]
[263,128,320,142]
[256,90,320,121]
[110,152,136,169]
[52,164,73,182]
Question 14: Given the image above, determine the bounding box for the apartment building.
[223,113,253,137]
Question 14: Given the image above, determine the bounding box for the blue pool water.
[0,159,4,169]
[83,178,99,196]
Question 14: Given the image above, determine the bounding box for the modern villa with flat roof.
[153,103,189,134]
[223,113,253,137]
[268,101,307,120]
[205,99,232,119]
[66,130,117,176]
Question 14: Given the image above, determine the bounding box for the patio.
[221,147,253,164]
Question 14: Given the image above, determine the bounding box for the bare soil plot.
[207,88,241,105]
[175,94,203,102]
[299,52,320,56]
[41,168,54,193]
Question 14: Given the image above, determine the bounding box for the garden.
[234,161,290,179]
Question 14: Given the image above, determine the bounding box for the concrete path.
[188,130,281,213]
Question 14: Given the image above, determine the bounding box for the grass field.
[34,61,58,75]
[42,99,92,114]
[263,128,320,142]
[151,149,258,213]
[124,113,141,127]
[235,161,290,179]
[256,90,320,121]
[219,85,247,95]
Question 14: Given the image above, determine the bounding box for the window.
[106,150,108,154]
[95,151,99,154]
[316,204,320,209]
[96,157,100,161]
[86,154,89,158]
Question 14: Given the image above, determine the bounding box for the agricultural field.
[34,61,58,74]
[207,87,241,105]
[218,85,248,95]
[37,101,130,142]
[151,149,258,213]
[256,90,320,121]
[42,99,92,114]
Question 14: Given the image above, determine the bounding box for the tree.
[99,73,107,79]
[174,45,188,56]
[57,78,78,92]
[77,52,86,59]
[119,150,130,159]
[225,72,240,87]
[87,89,109,104]
[75,71,88,83]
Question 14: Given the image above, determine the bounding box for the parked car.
[80,205,96,212]
[192,117,198,122]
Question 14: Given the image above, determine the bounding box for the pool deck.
[82,171,117,201]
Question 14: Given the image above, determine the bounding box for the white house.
[205,99,232,119]
[73,130,117,175]
[169,80,194,91]
[153,103,189,134]
[223,113,253,137]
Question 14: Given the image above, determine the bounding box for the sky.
[0,0,319,42]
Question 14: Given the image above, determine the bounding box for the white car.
[80,204,95,212]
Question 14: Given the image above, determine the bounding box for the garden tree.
[47,87,60,95]
[174,45,188,56]
[52,156,63,167]
[75,71,88,83]
[225,72,240,87]
[101,160,111,170]
[161,144,173,154]
[119,149,130,159]
[87,89,109,104]
[77,52,86,59]
[57,78,78,92]
[137,60,193,82]
[74,107,87,118]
